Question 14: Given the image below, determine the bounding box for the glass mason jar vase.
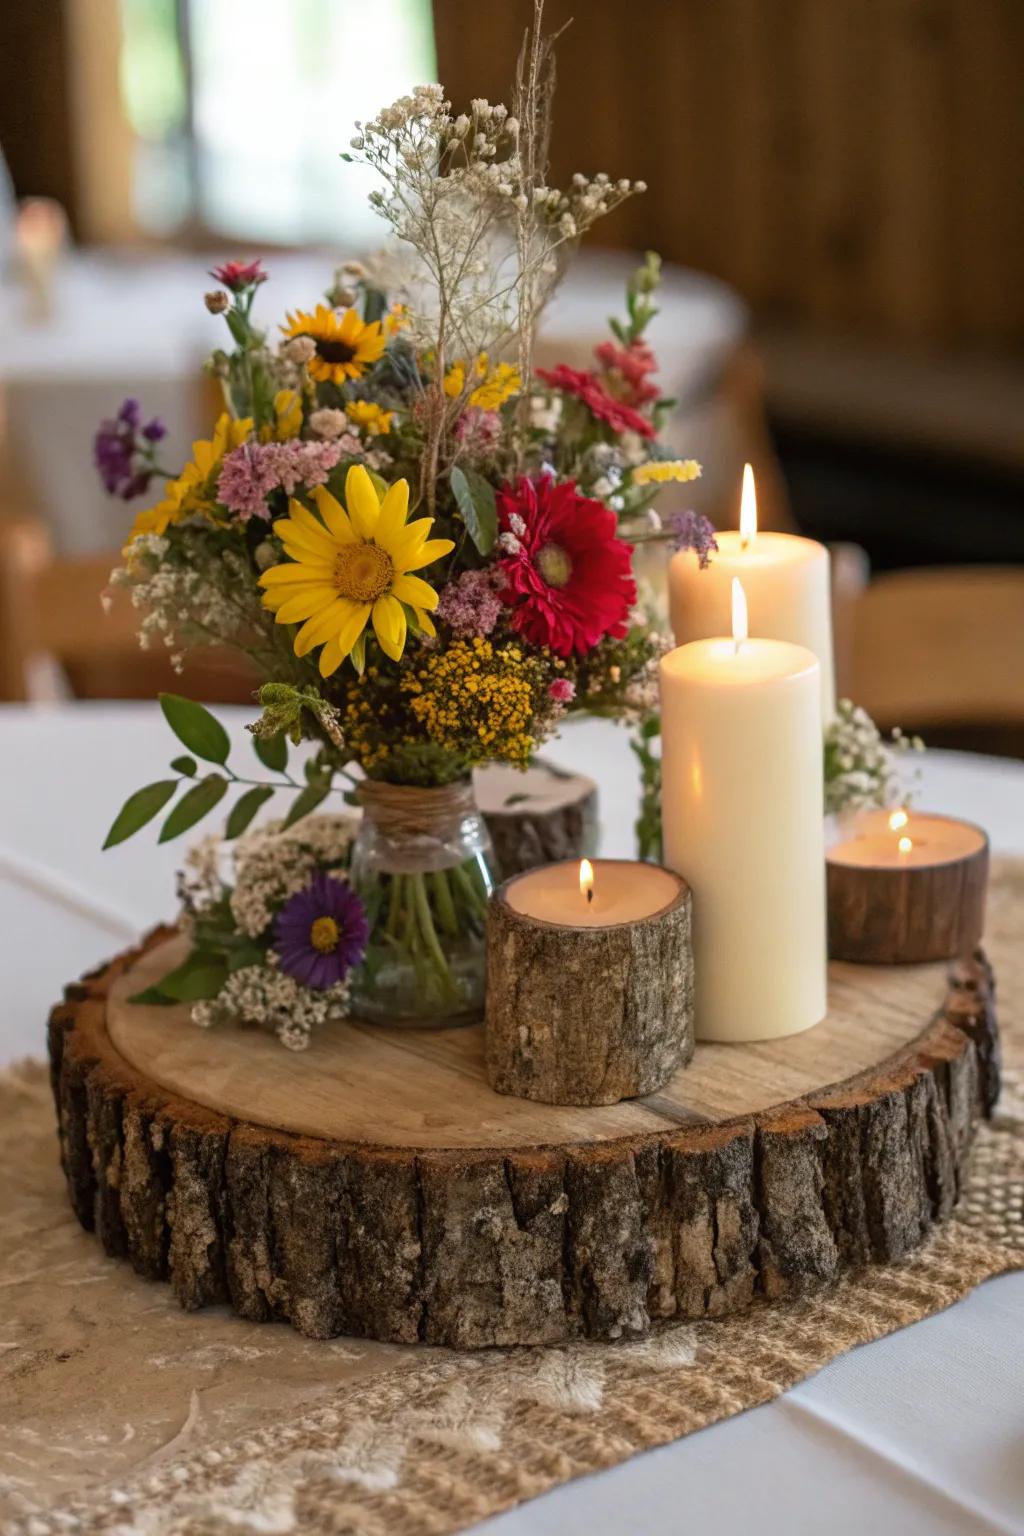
[349,780,496,1027]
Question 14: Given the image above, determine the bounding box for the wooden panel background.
[432,0,1024,349]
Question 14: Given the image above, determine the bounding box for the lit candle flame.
[579,858,594,905]
[889,808,909,832]
[898,835,913,856]
[739,462,757,548]
[731,576,748,652]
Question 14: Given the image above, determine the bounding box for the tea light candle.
[827,807,989,963]
[660,578,827,1042]
[668,464,836,721]
[485,858,694,1105]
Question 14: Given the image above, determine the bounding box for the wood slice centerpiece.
[48,932,999,1349]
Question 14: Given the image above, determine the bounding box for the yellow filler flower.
[260,464,454,676]
[280,304,385,385]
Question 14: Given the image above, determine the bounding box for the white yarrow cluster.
[192,964,351,1051]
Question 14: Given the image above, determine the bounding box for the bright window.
[120,0,437,245]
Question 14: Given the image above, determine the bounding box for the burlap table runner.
[4,863,1023,1536]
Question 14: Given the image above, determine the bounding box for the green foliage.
[103,780,178,849]
[225,785,275,839]
[160,694,230,764]
[450,465,497,555]
[159,774,229,842]
[250,682,341,746]
[630,715,663,864]
[253,732,288,773]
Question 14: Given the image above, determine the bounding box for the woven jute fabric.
[4,862,1023,1536]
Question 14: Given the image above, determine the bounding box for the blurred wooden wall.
[433,0,1024,350]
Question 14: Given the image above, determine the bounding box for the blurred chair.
[846,563,1024,756]
[0,516,257,703]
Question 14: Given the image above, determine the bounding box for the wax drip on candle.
[579,858,595,905]
[731,576,748,656]
[739,462,757,551]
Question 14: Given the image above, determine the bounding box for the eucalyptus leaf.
[153,952,230,1002]
[160,694,231,765]
[253,732,287,773]
[282,780,330,829]
[103,780,178,849]
[158,774,228,843]
[450,465,497,555]
[224,785,274,839]
[128,985,179,1006]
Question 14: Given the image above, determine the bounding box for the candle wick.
[586,888,593,904]
[733,638,742,657]
[740,535,750,553]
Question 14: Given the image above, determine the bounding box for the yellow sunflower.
[280,304,386,385]
[259,464,454,676]
[128,413,252,542]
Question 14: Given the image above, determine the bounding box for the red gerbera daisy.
[536,363,656,438]
[497,476,637,657]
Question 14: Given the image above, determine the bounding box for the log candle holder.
[827,810,989,964]
[485,859,694,1105]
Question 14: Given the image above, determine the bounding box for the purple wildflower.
[436,568,504,637]
[93,398,166,499]
[670,509,719,570]
[273,872,368,990]
[217,440,343,521]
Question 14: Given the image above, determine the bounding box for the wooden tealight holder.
[827,813,989,964]
[485,862,694,1105]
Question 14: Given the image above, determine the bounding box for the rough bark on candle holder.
[484,877,694,1105]
[474,761,598,878]
[47,933,998,1349]
[827,832,989,963]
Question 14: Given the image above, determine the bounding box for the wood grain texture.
[827,833,989,963]
[48,931,999,1347]
[474,761,598,880]
[484,875,694,1105]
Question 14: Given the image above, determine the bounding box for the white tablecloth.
[1,703,1021,1535]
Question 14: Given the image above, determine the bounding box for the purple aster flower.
[670,509,719,570]
[273,872,368,990]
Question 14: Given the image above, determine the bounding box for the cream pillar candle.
[669,465,836,720]
[660,581,827,1041]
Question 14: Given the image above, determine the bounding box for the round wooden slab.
[48,930,1000,1349]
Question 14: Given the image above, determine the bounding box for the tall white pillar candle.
[668,465,836,721]
[660,595,827,1041]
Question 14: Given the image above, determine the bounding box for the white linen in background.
[1,702,1021,1536]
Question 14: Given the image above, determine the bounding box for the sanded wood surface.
[49,931,1000,1348]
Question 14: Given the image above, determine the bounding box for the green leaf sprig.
[103,693,340,849]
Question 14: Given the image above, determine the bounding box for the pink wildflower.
[217,440,342,521]
[436,568,504,637]
[548,677,576,703]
